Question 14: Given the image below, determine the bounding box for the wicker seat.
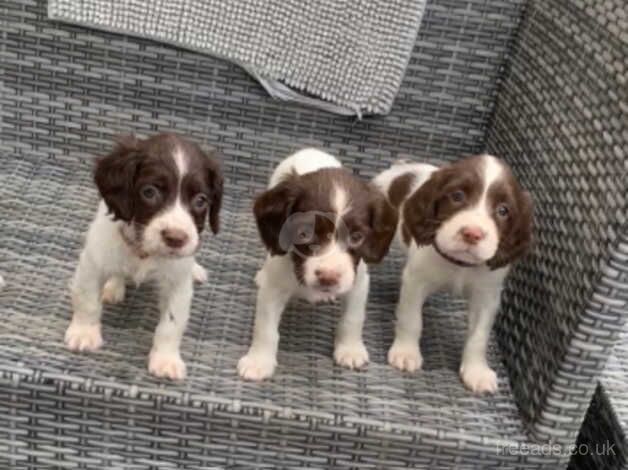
[1,0,626,468]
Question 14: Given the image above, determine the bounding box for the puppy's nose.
[460,226,485,245]
[161,228,189,249]
[315,269,340,287]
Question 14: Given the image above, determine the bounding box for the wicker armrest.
[488,0,628,446]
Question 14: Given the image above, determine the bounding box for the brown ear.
[253,178,301,255]
[204,150,223,234]
[94,135,143,222]
[359,187,398,263]
[488,191,534,270]
[402,169,447,247]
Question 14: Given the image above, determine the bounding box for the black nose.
[161,228,189,249]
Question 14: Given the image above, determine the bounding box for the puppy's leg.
[388,263,428,372]
[334,264,369,369]
[459,286,501,394]
[238,273,292,381]
[192,260,208,284]
[148,276,193,381]
[66,252,106,352]
[101,276,126,304]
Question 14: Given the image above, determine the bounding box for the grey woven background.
[48,0,426,116]
[487,0,628,444]
[1,0,627,468]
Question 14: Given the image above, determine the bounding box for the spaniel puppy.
[238,149,397,381]
[65,133,223,380]
[374,155,533,393]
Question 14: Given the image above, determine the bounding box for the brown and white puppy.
[374,155,533,394]
[65,133,223,380]
[238,149,397,381]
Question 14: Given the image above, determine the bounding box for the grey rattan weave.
[1,0,626,468]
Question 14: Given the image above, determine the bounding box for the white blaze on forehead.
[332,185,351,222]
[173,146,189,179]
[480,155,504,203]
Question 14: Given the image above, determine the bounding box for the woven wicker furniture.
[1,0,626,468]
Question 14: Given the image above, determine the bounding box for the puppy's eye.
[140,185,161,204]
[450,190,466,204]
[496,204,510,218]
[192,193,209,210]
[295,225,314,244]
[348,231,365,248]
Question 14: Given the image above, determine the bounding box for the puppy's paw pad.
[148,351,187,381]
[334,341,369,369]
[237,352,276,381]
[460,363,498,394]
[192,262,208,284]
[101,278,125,304]
[387,341,422,372]
[65,322,103,352]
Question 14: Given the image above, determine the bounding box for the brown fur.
[401,156,533,269]
[94,133,223,237]
[388,172,416,209]
[253,167,398,283]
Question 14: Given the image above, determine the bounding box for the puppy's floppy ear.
[402,168,448,246]
[359,186,398,263]
[253,177,301,255]
[94,134,143,222]
[488,190,534,270]
[204,149,223,234]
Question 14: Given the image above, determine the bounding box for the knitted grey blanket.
[47,0,426,116]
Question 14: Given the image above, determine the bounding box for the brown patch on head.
[253,168,398,283]
[94,133,223,235]
[388,172,416,209]
[402,156,484,247]
[177,141,223,235]
[485,166,534,269]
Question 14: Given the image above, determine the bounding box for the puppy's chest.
[119,257,162,285]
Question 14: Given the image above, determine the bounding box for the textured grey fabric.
[47,0,426,116]
[1,0,627,467]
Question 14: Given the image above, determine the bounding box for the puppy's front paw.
[460,362,498,394]
[192,262,208,284]
[237,351,276,381]
[334,340,369,369]
[387,340,423,372]
[148,350,187,381]
[65,322,103,352]
[101,277,125,304]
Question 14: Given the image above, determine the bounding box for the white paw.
[388,340,423,372]
[460,362,498,394]
[237,351,277,381]
[334,341,369,369]
[101,277,125,304]
[65,321,103,352]
[192,262,208,284]
[148,350,187,381]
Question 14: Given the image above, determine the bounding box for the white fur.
[377,155,510,394]
[141,199,200,257]
[138,150,199,258]
[268,148,342,188]
[66,201,201,381]
[434,155,503,264]
[238,149,370,380]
